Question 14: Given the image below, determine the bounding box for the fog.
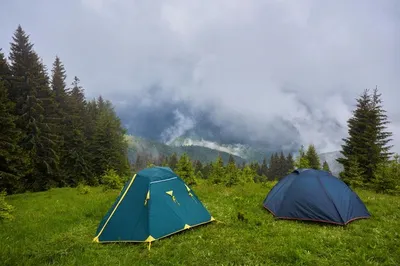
[1,0,399,153]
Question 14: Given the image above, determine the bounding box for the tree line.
[0,26,130,194]
[132,145,331,187]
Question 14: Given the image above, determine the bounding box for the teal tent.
[93,166,215,246]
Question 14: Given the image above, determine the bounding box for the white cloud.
[161,110,196,144]
[1,0,399,153]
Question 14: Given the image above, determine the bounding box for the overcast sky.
[1,0,399,153]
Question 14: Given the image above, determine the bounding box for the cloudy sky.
[1,0,399,153]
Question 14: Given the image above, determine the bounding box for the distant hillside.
[125,135,247,164]
[169,137,273,163]
[125,135,345,174]
[318,151,344,176]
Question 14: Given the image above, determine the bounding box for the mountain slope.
[125,135,247,164]
[318,151,344,176]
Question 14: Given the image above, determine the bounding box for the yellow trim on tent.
[144,190,150,206]
[92,174,137,242]
[185,184,191,192]
[166,190,179,204]
[94,217,216,244]
[145,235,155,242]
[184,224,191,229]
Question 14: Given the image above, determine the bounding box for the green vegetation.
[0,26,129,194]
[322,161,331,172]
[338,88,399,194]
[1,183,399,265]
[127,134,248,167]
[0,190,14,221]
[100,169,123,190]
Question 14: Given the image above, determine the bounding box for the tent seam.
[316,173,345,224]
[275,173,298,214]
[94,174,137,241]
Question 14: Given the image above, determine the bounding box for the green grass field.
[1,182,399,266]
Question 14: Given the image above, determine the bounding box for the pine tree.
[294,145,310,169]
[305,144,321,170]
[371,88,394,162]
[267,153,279,180]
[0,65,26,193]
[322,161,331,172]
[340,156,363,188]
[175,153,196,185]
[373,154,400,194]
[225,157,238,186]
[193,160,203,174]
[8,26,60,191]
[286,153,295,173]
[202,162,212,178]
[239,165,255,184]
[337,88,393,185]
[91,97,130,180]
[278,151,287,178]
[260,157,268,176]
[50,56,69,183]
[169,153,178,170]
[228,154,235,165]
[210,155,225,184]
[61,77,92,185]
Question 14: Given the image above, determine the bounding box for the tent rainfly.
[263,168,371,225]
[93,166,215,248]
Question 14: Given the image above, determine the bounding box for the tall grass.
[0,182,399,265]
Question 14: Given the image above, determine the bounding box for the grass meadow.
[1,182,399,265]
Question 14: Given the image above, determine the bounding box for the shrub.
[373,155,400,195]
[101,169,123,190]
[0,191,14,221]
[77,183,91,195]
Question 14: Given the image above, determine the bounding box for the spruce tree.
[168,153,178,170]
[50,56,69,183]
[286,153,295,173]
[8,26,60,191]
[337,88,393,185]
[239,165,255,184]
[260,157,268,176]
[294,145,310,169]
[305,144,321,170]
[225,156,238,186]
[278,151,287,178]
[228,154,235,165]
[193,160,203,174]
[373,154,400,194]
[340,156,363,188]
[61,77,92,185]
[0,73,26,193]
[371,88,393,162]
[210,155,225,184]
[322,161,331,172]
[175,153,196,185]
[92,97,130,180]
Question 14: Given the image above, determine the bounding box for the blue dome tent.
[263,169,371,225]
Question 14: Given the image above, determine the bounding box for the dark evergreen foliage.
[0,26,130,193]
[337,88,393,185]
[305,144,321,170]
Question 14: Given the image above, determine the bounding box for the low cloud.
[1,0,399,153]
[161,110,196,144]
